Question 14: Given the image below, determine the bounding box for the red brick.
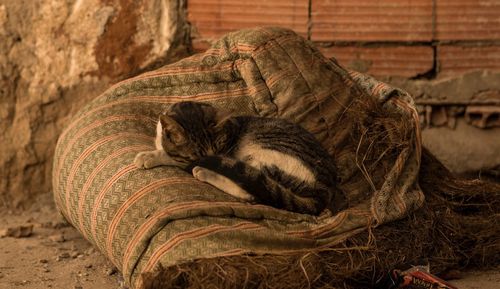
[438,45,500,76]
[311,0,433,42]
[187,0,308,42]
[318,45,434,77]
[436,0,500,41]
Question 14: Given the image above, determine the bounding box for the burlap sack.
[53,27,422,288]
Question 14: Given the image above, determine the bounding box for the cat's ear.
[199,103,217,127]
[159,115,186,145]
[213,116,238,148]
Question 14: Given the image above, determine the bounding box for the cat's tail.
[188,155,334,215]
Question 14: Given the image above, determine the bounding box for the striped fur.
[136,101,348,215]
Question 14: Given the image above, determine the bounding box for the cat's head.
[159,101,222,166]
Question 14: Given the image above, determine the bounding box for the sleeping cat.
[134,101,347,215]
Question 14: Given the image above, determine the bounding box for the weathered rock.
[56,252,70,261]
[0,225,33,238]
[392,71,500,103]
[0,0,188,209]
[421,119,500,174]
[390,72,500,174]
[48,233,65,243]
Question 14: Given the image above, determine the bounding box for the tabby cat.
[134,101,347,215]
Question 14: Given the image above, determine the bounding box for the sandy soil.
[0,193,498,289]
[0,194,122,289]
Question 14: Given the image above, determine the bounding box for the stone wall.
[0,0,188,209]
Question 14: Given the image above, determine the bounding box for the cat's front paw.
[134,150,164,169]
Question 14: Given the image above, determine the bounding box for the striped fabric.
[52,27,422,288]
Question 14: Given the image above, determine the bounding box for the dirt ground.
[0,193,122,289]
[0,193,498,289]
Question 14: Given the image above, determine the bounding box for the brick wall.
[187,0,500,78]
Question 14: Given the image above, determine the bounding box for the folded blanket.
[52,27,422,288]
